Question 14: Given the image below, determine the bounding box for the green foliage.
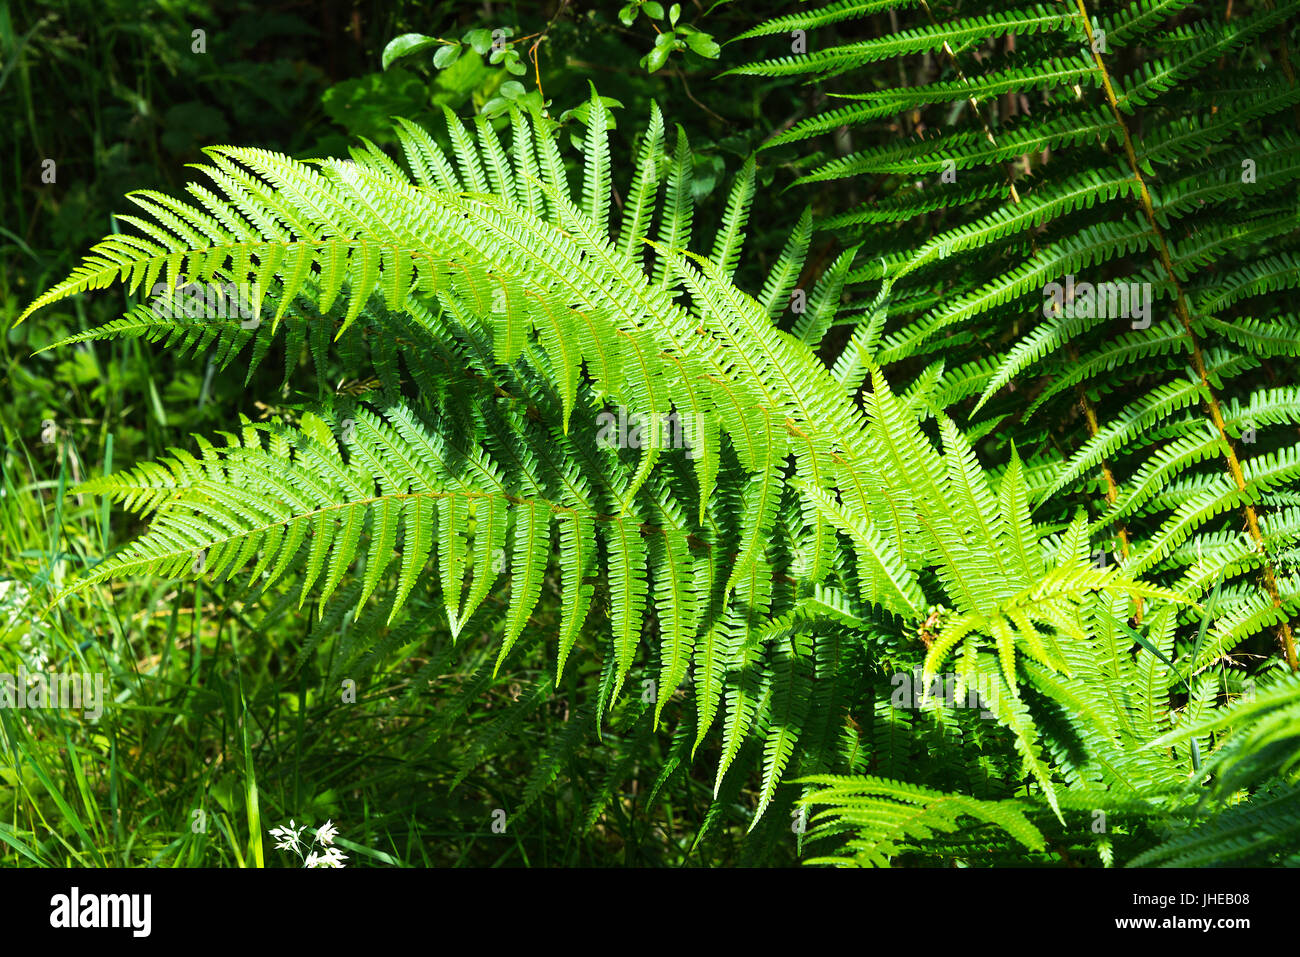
[13,0,1300,867]
[720,0,1300,864]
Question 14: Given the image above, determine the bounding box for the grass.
[0,418,776,866]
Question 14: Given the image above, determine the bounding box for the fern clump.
[20,0,1300,866]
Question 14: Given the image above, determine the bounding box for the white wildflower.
[269,817,350,868]
[317,846,348,868]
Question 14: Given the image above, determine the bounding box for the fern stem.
[1074,0,1298,671]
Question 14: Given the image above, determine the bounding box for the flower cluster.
[0,580,49,671]
[268,819,347,868]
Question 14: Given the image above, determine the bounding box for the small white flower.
[269,819,309,852]
[315,819,338,845]
[272,817,350,867]
[317,846,348,868]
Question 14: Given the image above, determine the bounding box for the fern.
[20,5,1300,864]
[717,0,1300,863]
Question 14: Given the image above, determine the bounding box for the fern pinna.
[18,68,1298,865]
